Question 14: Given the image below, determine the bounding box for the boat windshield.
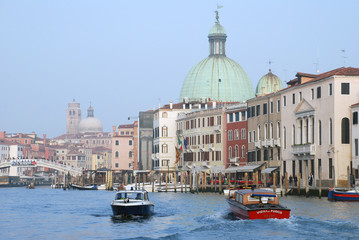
[115,192,144,200]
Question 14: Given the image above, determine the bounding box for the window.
[235,145,239,157]
[256,105,260,116]
[283,96,286,106]
[317,87,321,99]
[235,112,240,122]
[115,151,119,158]
[292,94,295,104]
[341,118,350,144]
[162,126,168,137]
[341,83,350,95]
[329,83,333,96]
[277,100,280,112]
[115,163,119,168]
[284,127,286,149]
[129,151,133,158]
[229,113,233,122]
[248,131,251,142]
[253,131,256,141]
[161,144,168,153]
[319,120,322,145]
[329,118,333,145]
[251,106,255,117]
[241,145,245,158]
[263,103,267,115]
[162,112,168,118]
[228,130,233,141]
[353,112,358,125]
[299,92,302,101]
[228,146,232,159]
[129,140,133,146]
[311,89,314,99]
[241,129,246,140]
[329,158,333,179]
[216,134,221,143]
[355,139,358,156]
[234,129,239,140]
[270,101,273,114]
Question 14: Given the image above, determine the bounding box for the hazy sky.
[1,0,358,138]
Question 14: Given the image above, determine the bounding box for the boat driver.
[135,193,142,200]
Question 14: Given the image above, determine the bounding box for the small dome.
[78,105,103,133]
[256,69,284,97]
[78,117,103,133]
[209,23,226,36]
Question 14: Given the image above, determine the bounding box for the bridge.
[0,159,83,176]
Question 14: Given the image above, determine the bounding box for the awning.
[224,164,262,173]
[261,166,279,174]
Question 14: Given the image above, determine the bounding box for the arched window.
[115,151,119,158]
[129,151,132,158]
[162,144,168,153]
[162,112,168,118]
[277,122,280,138]
[342,118,350,144]
[235,145,239,157]
[162,126,168,137]
[292,125,295,145]
[241,145,245,158]
[228,146,232,159]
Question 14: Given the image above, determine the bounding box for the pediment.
[295,99,315,115]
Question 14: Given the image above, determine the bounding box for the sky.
[0,0,358,138]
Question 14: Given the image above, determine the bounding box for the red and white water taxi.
[227,189,290,220]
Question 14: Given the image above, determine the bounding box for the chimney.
[19,133,23,138]
[0,131,5,139]
[170,100,173,109]
[112,126,116,135]
[43,134,47,146]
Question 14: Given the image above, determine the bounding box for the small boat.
[70,184,98,190]
[328,188,359,201]
[227,189,290,220]
[111,190,154,217]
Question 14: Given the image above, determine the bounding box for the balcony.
[267,139,274,147]
[255,141,261,149]
[229,157,240,163]
[151,154,155,160]
[262,140,267,148]
[214,125,221,132]
[177,130,183,135]
[208,144,214,151]
[199,144,205,151]
[274,138,281,147]
[292,144,316,156]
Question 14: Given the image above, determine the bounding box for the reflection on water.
[0,187,359,239]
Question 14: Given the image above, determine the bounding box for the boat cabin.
[234,189,278,205]
[115,191,149,201]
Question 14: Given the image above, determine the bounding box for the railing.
[208,144,214,151]
[274,138,281,147]
[267,139,274,147]
[292,144,316,155]
[229,157,240,163]
[199,144,205,151]
[255,141,261,149]
[214,125,221,132]
[261,140,267,148]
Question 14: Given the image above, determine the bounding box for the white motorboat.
[110,190,154,217]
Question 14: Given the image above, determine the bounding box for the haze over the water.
[1,0,358,137]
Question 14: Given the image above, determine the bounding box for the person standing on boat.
[294,175,297,186]
[289,175,293,186]
[350,173,355,188]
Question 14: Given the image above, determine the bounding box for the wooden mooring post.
[174,171,177,192]
[181,171,183,193]
[298,173,301,196]
[245,172,248,188]
[165,172,168,192]
[204,171,207,191]
[227,173,230,190]
[219,173,222,193]
[211,172,214,191]
[273,172,276,193]
[285,172,288,196]
[319,165,322,198]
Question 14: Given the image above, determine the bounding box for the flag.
[183,138,187,150]
[177,135,183,152]
[175,147,181,164]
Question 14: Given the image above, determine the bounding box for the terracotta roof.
[351,103,359,107]
[0,138,17,145]
[312,67,359,81]
[118,124,134,129]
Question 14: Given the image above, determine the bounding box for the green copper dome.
[179,13,254,102]
[255,69,284,97]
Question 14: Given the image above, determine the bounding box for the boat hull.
[111,203,154,216]
[227,199,290,220]
[70,184,98,190]
[328,189,359,201]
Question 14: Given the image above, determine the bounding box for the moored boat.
[70,184,98,190]
[111,190,154,217]
[227,189,290,220]
[328,188,359,201]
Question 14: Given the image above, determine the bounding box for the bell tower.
[66,99,81,134]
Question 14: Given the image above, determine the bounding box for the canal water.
[1,187,359,239]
